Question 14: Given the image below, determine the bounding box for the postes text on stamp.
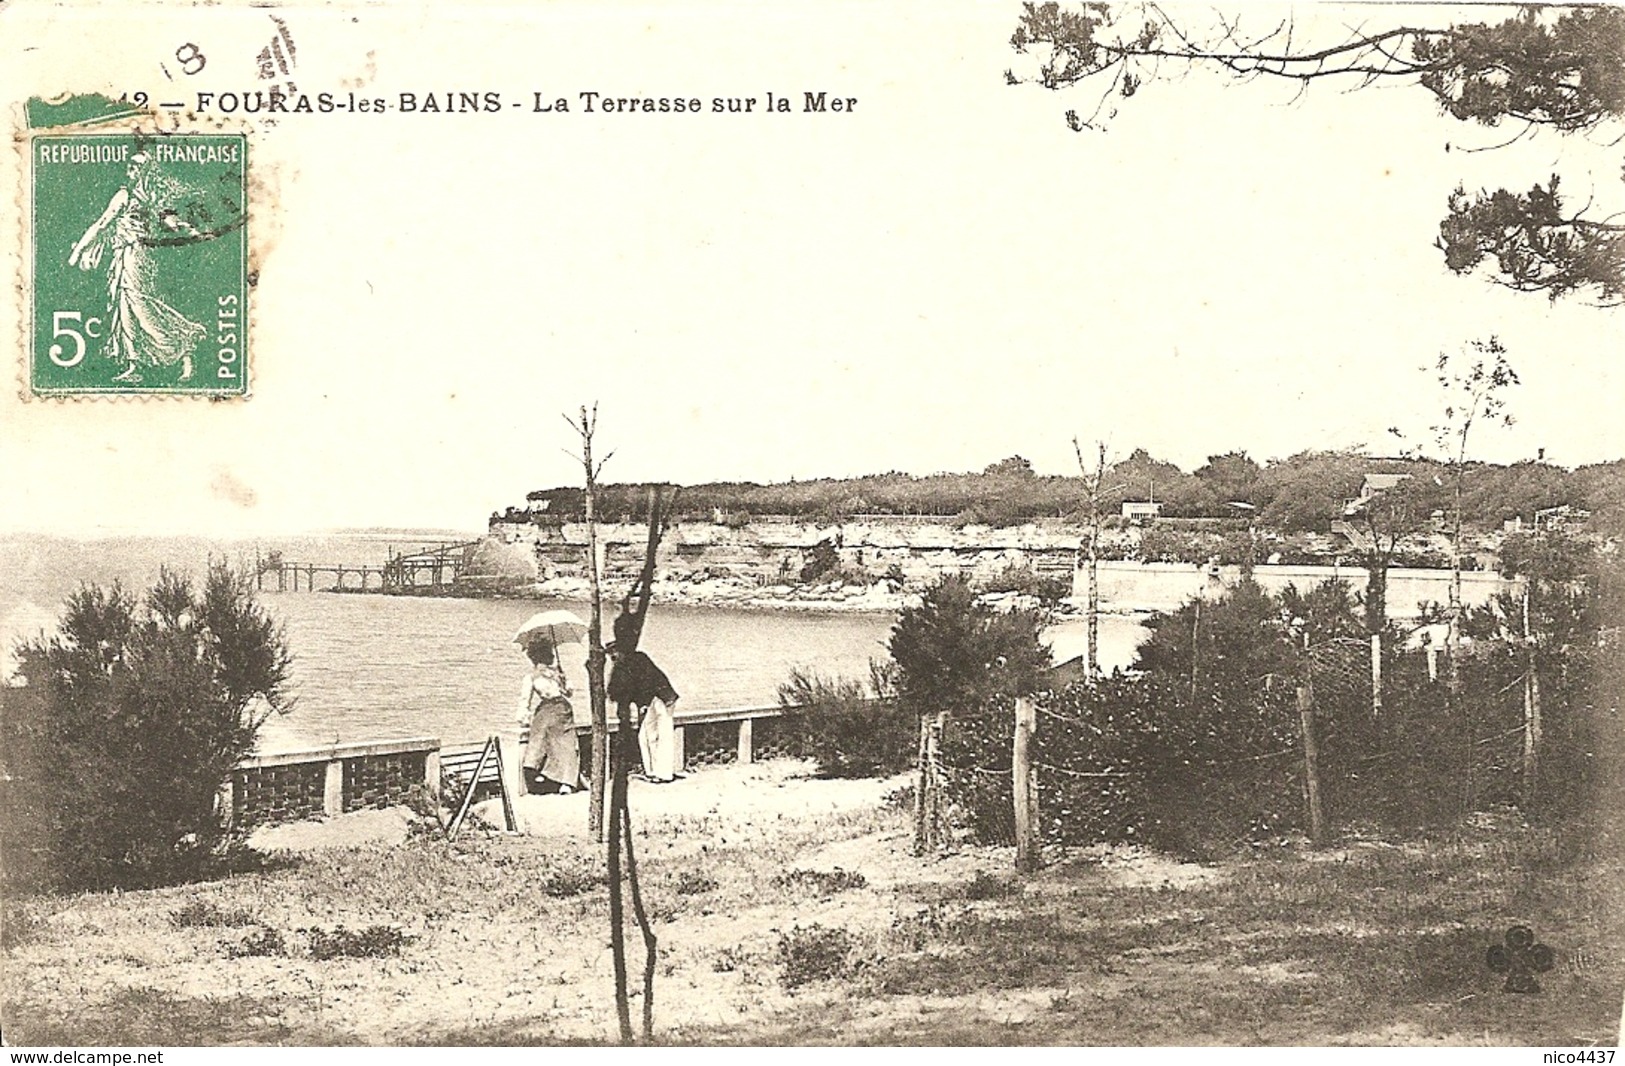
[29,132,248,396]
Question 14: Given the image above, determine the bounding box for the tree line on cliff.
[507,450,1625,537]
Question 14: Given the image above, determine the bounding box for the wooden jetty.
[254,541,480,593]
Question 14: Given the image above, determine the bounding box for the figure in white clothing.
[516,636,580,794]
[605,619,681,783]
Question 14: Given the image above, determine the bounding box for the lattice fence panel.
[234,763,325,827]
[344,751,428,812]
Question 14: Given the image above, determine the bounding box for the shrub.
[890,575,1050,844]
[890,575,1050,726]
[777,666,913,778]
[541,866,605,898]
[1025,570,1615,854]
[674,870,718,895]
[979,564,1070,604]
[304,924,413,960]
[712,945,749,973]
[799,538,841,583]
[171,901,256,929]
[2,903,46,952]
[774,867,868,896]
[777,924,856,989]
[881,783,916,811]
[963,870,1021,901]
[226,925,287,958]
[2,565,293,892]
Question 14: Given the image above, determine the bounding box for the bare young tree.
[1072,437,1117,679]
[563,404,614,839]
[1429,338,1519,809]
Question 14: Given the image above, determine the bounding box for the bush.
[171,901,256,929]
[890,575,1050,844]
[1026,570,1614,854]
[674,870,718,895]
[799,538,841,583]
[2,903,46,952]
[2,565,293,892]
[774,867,868,896]
[777,924,856,989]
[777,665,913,778]
[226,925,287,959]
[963,870,1021,900]
[979,564,1071,604]
[304,924,413,960]
[541,866,605,898]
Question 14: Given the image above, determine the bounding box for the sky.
[1,0,1621,537]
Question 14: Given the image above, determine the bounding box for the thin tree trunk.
[1190,599,1201,705]
[913,713,929,854]
[1087,525,1100,681]
[1364,546,1387,720]
[1370,632,1383,719]
[607,487,666,1043]
[620,791,657,1040]
[606,728,632,1043]
[584,415,609,840]
[1075,440,1107,681]
[1449,473,1470,813]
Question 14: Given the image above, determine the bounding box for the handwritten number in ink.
[176,43,206,76]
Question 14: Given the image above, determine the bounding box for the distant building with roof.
[1342,472,1411,517]
[1120,501,1162,521]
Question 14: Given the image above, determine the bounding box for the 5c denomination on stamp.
[28,131,248,397]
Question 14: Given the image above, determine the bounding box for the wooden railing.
[578,703,789,768]
[231,704,797,827]
[230,736,440,825]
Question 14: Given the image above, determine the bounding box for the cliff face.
[480,515,1517,617]
[487,515,1080,587]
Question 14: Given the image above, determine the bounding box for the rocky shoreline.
[343,572,1091,617]
[531,573,1087,616]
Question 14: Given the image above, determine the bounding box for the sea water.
[0,533,1147,753]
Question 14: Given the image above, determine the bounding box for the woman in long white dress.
[516,636,581,795]
[68,152,206,383]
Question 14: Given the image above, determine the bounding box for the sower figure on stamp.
[68,152,206,383]
[606,613,681,784]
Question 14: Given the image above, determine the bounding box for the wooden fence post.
[1521,582,1542,812]
[913,713,929,855]
[1013,696,1039,872]
[1296,683,1324,847]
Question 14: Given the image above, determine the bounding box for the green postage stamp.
[28,131,248,396]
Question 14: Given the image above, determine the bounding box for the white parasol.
[513,609,589,648]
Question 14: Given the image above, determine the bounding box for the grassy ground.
[2,760,1621,1046]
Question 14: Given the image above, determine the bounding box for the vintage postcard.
[1,0,1622,1054]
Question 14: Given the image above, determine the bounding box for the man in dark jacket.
[606,615,681,782]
